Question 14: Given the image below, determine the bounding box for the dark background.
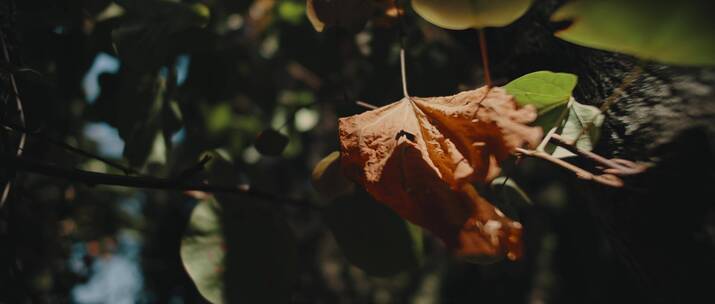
[1,0,713,303]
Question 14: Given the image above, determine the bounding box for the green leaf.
[533,98,603,158]
[180,198,225,304]
[116,72,167,167]
[411,0,533,30]
[278,1,305,25]
[181,155,297,303]
[504,71,578,113]
[181,197,298,304]
[112,0,210,71]
[490,176,532,219]
[550,99,604,158]
[323,190,423,277]
[551,0,715,66]
[306,0,373,33]
[311,151,355,201]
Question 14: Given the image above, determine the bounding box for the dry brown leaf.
[338,86,541,261]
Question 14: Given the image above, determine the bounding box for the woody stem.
[515,148,623,187]
[478,29,492,88]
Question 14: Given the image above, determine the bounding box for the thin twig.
[0,122,139,175]
[0,28,26,208]
[0,153,314,208]
[356,101,378,110]
[515,148,623,187]
[536,98,574,151]
[550,133,646,176]
[478,29,492,88]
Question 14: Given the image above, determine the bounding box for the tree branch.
[0,122,139,175]
[550,133,647,176]
[0,154,313,208]
[0,27,25,208]
[478,29,492,88]
[515,148,624,187]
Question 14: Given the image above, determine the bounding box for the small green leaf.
[411,0,533,30]
[254,129,289,156]
[311,151,355,201]
[205,103,233,134]
[278,1,305,25]
[490,176,533,208]
[504,71,578,113]
[324,190,423,277]
[552,0,715,66]
[550,99,604,158]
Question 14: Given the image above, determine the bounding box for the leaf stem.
[356,101,378,110]
[400,48,409,97]
[394,0,409,97]
[478,29,492,88]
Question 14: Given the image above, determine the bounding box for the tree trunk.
[494,1,715,302]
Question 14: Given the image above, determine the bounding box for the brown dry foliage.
[339,86,541,261]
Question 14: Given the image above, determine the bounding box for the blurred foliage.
[552,0,715,66]
[0,0,646,303]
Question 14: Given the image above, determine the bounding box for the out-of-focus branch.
[0,28,26,208]
[0,153,314,208]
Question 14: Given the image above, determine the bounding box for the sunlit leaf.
[411,0,532,30]
[504,71,577,113]
[205,103,233,134]
[294,108,319,132]
[549,99,603,158]
[552,0,715,66]
[180,198,224,304]
[278,1,306,25]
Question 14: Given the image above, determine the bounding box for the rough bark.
[493,1,715,302]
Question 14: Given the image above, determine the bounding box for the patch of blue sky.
[171,127,186,145]
[71,255,143,304]
[176,54,190,85]
[83,122,125,158]
[83,53,120,104]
